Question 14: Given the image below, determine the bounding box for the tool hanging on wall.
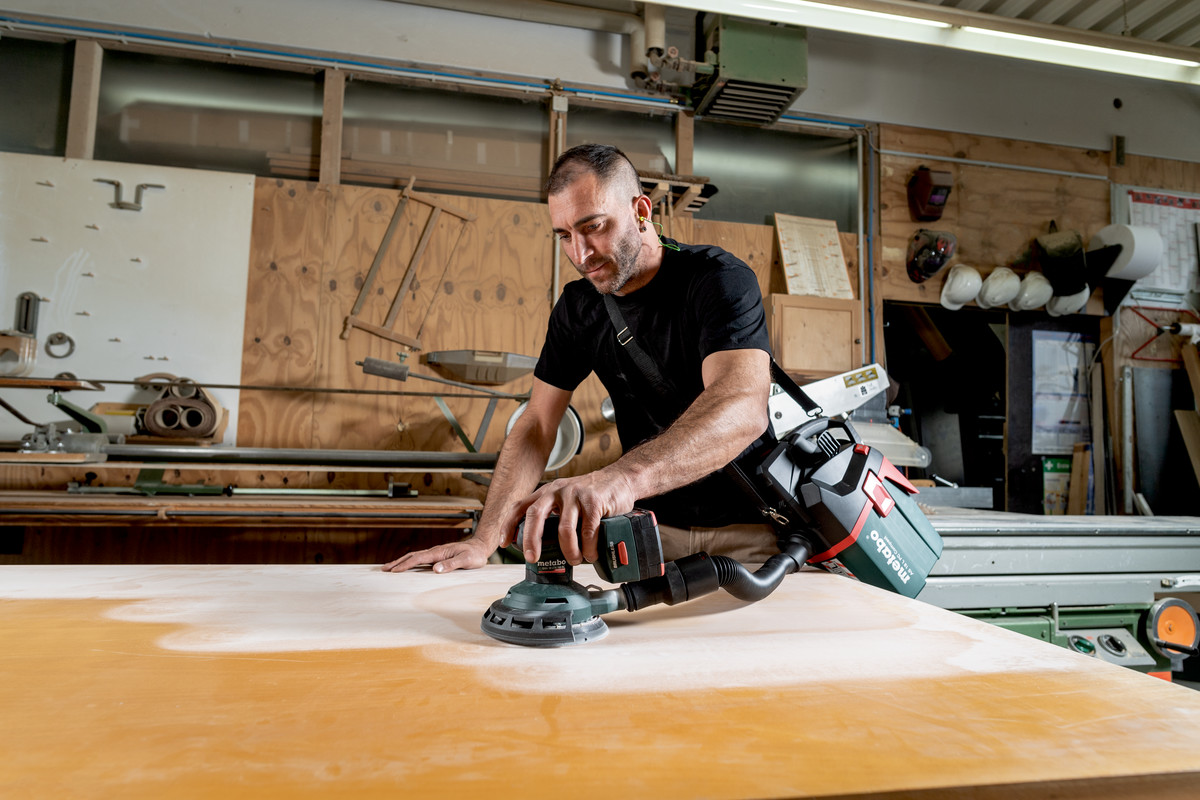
[135,373,227,440]
[340,177,476,351]
[0,292,42,377]
[93,179,165,211]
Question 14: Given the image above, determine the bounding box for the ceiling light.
[773,0,951,28]
[962,26,1200,69]
[674,0,1200,86]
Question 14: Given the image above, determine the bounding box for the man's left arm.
[515,346,770,564]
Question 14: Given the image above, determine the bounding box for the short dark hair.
[546,143,641,197]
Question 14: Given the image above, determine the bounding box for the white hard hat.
[940,264,982,311]
[1008,272,1054,311]
[975,267,1020,309]
[1046,286,1090,316]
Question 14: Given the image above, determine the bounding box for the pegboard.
[0,153,254,443]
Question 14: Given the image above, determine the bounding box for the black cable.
[0,396,45,427]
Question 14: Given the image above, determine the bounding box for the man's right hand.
[382,536,496,573]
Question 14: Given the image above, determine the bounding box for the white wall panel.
[0,153,253,443]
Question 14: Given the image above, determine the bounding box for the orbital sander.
[481,509,816,647]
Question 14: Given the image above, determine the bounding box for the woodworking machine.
[920,512,1200,675]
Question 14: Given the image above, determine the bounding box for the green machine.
[918,513,1200,676]
[689,14,807,125]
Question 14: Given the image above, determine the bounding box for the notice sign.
[1031,330,1095,455]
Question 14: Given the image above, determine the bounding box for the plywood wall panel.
[881,126,1110,177]
[238,179,327,451]
[1116,154,1200,194]
[878,125,1111,309]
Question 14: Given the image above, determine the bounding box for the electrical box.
[690,16,807,125]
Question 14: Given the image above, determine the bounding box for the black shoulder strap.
[602,294,678,397]
[603,293,822,416]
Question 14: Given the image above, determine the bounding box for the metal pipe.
[394,0,648,80]
[101,443,499,469]
[644,3,666,57]
[74,376,527,401]
[394,0,640,35]
[877,148,1110,182]
[0,507,476,521]
[0,15,677,112]
[856,133,866,367]
[1122,365,1134,515]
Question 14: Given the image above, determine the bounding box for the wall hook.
[94,179,166,211]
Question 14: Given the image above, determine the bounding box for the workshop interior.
[3,0,1200,696]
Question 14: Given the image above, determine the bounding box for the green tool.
[481,510,664,647]
[480,510,816,648]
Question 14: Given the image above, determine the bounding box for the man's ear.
[633,195,652,223]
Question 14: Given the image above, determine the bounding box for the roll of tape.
[1089,224,1163,281]
[144,396,219,438]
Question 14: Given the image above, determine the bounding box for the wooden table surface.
[3,563,1200,799]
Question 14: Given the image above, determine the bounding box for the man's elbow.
[732,394,771,445]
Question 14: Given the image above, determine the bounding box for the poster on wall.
[1119,187,1200,302]
[0,153,254,445]
[1031,330,1095,455]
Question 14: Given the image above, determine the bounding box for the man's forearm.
[600,380,767,503]
[472,420,558,546]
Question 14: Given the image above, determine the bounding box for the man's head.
[547,144,658,296]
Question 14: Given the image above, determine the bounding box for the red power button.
[617,541,629,566]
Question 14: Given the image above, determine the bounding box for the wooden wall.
[0,178,786,501]
[877,125,1111,311]
[6,124,1198,510]
[236,180,784,498]
[877,124,1200,312]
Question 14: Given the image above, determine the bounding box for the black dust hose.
[622,534,812,611]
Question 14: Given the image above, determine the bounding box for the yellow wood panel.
[1115,153,1200,195]
[881,125,1111,176]
[239,179,327,451]
[4,564,1200,798]
[770,294,863,381]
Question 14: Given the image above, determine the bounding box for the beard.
[575,224,642,295]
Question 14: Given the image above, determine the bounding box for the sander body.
[481,510,665,647]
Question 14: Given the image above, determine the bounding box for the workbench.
[4,563,1200,798]
[0,491,480,565]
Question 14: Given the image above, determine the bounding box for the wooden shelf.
[0,490,480,529]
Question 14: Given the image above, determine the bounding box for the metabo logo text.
[868,530,911,584]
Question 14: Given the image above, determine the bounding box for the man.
[384,143,775,574]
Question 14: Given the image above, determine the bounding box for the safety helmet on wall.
[1008,272,1054,311]
[1046,286,1091,316]
[906,229,958,283]
[940,264,982,311]
[975,267,1021,309]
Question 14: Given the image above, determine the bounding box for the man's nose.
[567,234,593,265]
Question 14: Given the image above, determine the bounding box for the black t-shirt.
[534,240,771,527]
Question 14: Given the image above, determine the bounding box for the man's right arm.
[381,378,573,573]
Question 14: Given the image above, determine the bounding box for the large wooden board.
[3,564,1200,798]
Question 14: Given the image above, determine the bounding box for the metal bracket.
[94,179,165,211]
[47,390,106,434]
